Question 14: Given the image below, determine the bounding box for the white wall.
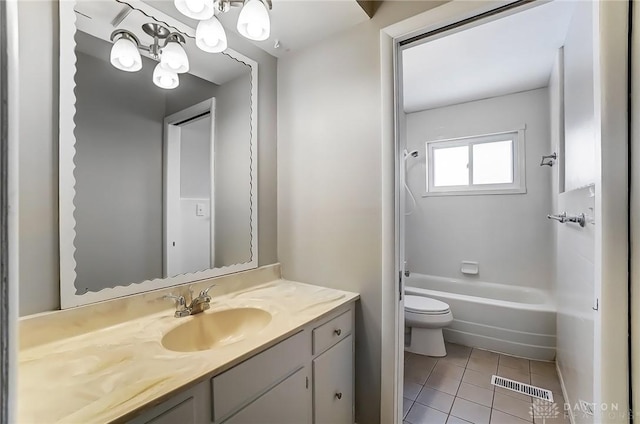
[404,88,554,289]
[17,2,278,315]
[555,186,595,421]
[277,2,445,422]
[552,4,597,421]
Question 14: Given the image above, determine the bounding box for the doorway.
[385,1,629,423]
[164,98,217,278]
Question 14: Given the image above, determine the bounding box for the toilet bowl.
[405,295,453,357]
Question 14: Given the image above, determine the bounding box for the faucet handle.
[200,284,217,297]
[163,294,186,306]
[163,294,190,317]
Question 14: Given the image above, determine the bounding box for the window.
[425,130,525,196]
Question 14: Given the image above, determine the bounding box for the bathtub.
[405,274,556,361]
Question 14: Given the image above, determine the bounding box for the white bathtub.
[405,274,556,361]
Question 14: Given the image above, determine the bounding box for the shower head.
[404,149,419,160]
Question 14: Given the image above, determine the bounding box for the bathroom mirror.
[59,0,258,308]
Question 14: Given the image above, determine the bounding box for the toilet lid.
[405,295,450,314]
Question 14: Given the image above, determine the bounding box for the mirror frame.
[59,0,258,308]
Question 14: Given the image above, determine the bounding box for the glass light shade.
[196,17,228,53]
[174,0,214,20]
[160,41,190,74]
[153,63,179,89]
[110,37,142,72]
[237,0,270,41]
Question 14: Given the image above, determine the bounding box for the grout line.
[405,346,559,424]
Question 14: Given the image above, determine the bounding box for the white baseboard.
[556,361,576,424]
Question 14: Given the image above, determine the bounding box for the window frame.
[424,129,526,196]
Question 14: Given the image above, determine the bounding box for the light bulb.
[161,75,174,87]
[196,17,227,53]
[119,55,134,68]
[110,36,142,72]
[160,41,189,74]
[153,63,179,89]
[246,22,263,39]
[185,0,205,13]
[237,0,270,41]
[174,0,214,20]
[167,59,181,71]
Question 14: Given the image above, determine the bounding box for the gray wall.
[18,3,278,315]
[404,88,554,289]
[215,73,252,267]
[277,2,445,422]
[165,71,220,116]
[74,50,165,293]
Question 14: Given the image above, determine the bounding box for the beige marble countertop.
[18,279,359,424]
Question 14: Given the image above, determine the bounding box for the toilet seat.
[405,295,450,315]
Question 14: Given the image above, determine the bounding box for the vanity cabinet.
[126,304,354,424]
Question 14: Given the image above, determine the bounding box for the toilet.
[404,295,453,357]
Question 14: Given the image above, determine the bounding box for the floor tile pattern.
[403,344,570,424]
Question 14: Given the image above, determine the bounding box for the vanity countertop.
[18,280,359,423]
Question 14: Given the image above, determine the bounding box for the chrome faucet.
[190,284,216,315]
[163,284,216,318]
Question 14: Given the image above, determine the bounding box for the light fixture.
[109,31,142,72]
[109,24,188,90]
[174,0,215,20]
[196,16,228,53]
[160,34,190,73]
[237,0,270,41]
[173,0,273,48]
[153,63,179,89]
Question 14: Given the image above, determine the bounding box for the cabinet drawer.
[313,335,354,424]
[212,331,306,422]
[312,309,352,355]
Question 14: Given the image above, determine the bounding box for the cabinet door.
[313,335,353,424]
[128,381,210,424]
[224,367,311,424]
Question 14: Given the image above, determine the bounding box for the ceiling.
[402,1,577,113]
[143,0,371,58]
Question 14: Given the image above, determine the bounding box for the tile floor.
[403,343,571,424]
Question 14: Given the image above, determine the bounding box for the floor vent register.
[491,375,554,402]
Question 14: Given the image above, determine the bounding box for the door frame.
[379,1,630,422]
[163,98,217,277]
[2,0,19,421]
